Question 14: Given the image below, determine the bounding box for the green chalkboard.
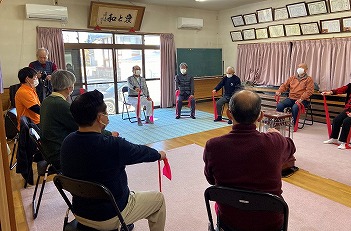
[176,48,223,77]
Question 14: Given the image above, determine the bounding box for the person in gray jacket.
[127,65,153,126]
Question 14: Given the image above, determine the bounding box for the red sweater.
[204,123,296,231]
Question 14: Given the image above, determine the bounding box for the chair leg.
[32,165,50,219]
[298,106,313,129]
[9,133,19,170]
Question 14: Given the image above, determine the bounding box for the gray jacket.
[127,75,150,97]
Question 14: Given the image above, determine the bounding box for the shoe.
[175,115,180,119]
[191,115,196,119]
[121,223,134,231]
[338,142,346,150]
[146,116,154,124]
[282,166,299,178]
[214,116,222,122]
[323,138,339,144]
[137,118,143,126]
[227,120,232,124]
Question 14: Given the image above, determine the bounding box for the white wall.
[218,0,351,71]
[0,0,219,87]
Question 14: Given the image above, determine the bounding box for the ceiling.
[118,0,264,11]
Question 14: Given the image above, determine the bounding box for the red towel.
[162,158,172,180]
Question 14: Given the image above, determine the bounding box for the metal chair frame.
[28,127,58,219]
[204,185,289,231]
[53,175,129,231]
[121,86,146,123]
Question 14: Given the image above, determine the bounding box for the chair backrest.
[122,86,128,93]
[28,127,46,158]
[53,175,129,231]
[70,88,86,102]
[9,84,21,108]
[204,185,289,231]
[121,86,129,104]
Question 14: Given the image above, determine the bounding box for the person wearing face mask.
[61,90,166,231]
[212,66,241,124]
[321,83,351,150]
[15,67,41,130]
[29,48,58,102]
[127,65,154,126]
[275,63,314,127]
[175,62,196,119]
[40,70,78,169]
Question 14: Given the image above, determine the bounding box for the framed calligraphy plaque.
[307,0,328,15]
[243,13,258,25]
[286,2,308,18]
[329,0,351,13]
[274,7,289,21]
[300,22,320,35]
[268,24,285,38]
[231,15,245,27]
[255,28,269,39]
[342,17,351,32]
[257,8,273,23]
[242,28,256,40]
[88,1,145,30]
[230,31,243,41]
[321,18,341,33]
[285,23,302,36]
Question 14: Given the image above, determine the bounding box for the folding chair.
[298,98,314,129]
[175,90,195,117]
[121,86,145,123]
[205,185,289,231]
[53,174,130,231]
[4,108,19,170]
[28,127,58,219]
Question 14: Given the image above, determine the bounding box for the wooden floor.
[8,101,351,231]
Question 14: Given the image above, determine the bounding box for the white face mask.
[297,67,305,76]
[99,114,109,128]
[135,70,141,76]
[180,69,187,75]
[33,79,39,87]
[226,74,233,78]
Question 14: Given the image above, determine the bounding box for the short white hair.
[51,70,76,91]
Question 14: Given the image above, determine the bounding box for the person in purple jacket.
[203,89,296,231]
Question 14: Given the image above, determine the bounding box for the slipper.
[282,166,299,178]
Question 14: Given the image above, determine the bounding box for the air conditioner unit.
[25,4,68,22]
[177,17,203,30]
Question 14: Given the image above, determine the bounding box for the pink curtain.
[237,42,291,86]
[160,33,176,108]
[36,27,65,69]
[291,38,351,90]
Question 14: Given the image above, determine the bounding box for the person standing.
[212,66,241,124]
[60,90,166,231]
[29,47,58,102]
[275,63,314,126]
[203,90,296,231]
[175,62,196,119]
[127,65,154,126]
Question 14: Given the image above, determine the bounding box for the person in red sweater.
[203,89,296,231]
[322,84,351,150]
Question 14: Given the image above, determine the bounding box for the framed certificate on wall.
[231,15,245,27]
[243,13,258,25]
[342,17,351,32]
[285,23,302,36]
[329,0,351,12]
[307,0,328,15]
[300,22,320,35]
[230,31,243,41]
[257,8,273,23]
[268,24,285,38]
[286,2,308,18]
[242,28,256,40]
[321,18,341,33]
[274,7,289,21]
[255,28,269,39]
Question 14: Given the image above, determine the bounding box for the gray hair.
[36,47,49,56]
[51,70,76,91]
[179,62,188,69]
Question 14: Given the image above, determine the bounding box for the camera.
[41,71,47,80]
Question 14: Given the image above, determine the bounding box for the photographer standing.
[29,48,57,102]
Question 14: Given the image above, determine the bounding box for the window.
[63,30,160,114]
